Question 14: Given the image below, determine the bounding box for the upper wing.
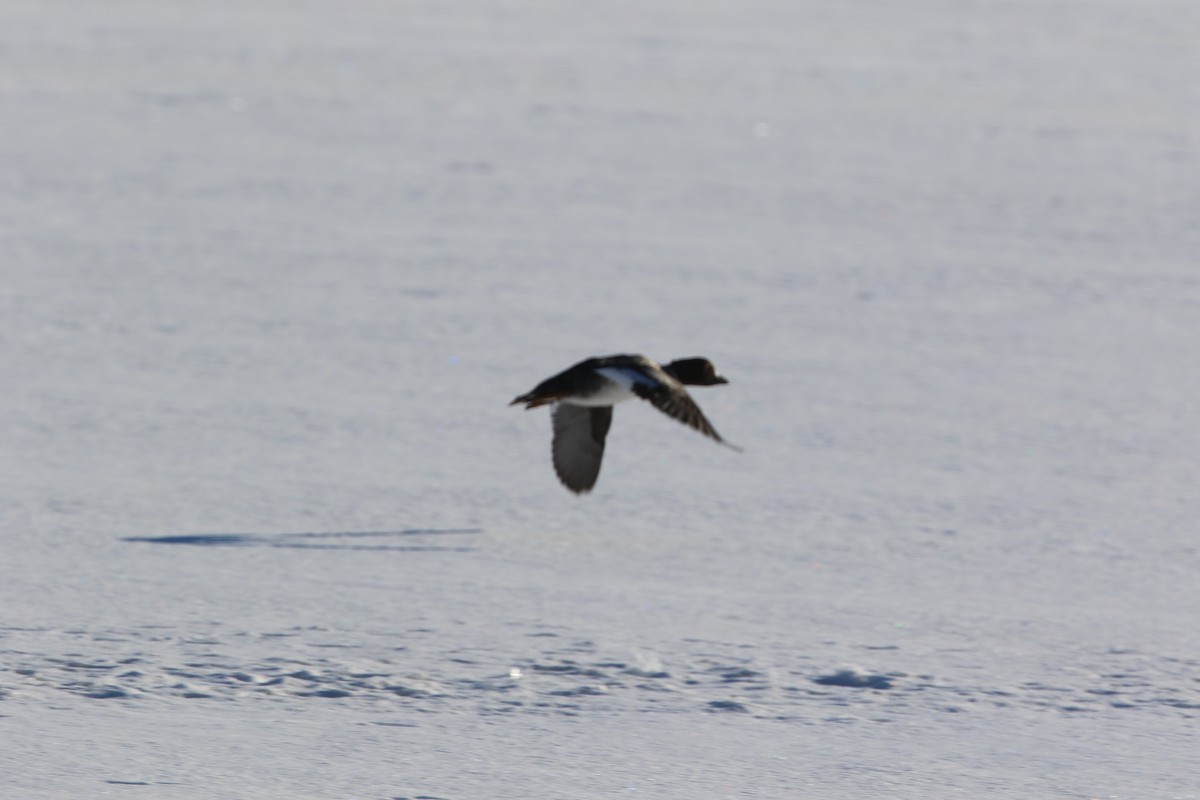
[632,381,727,444]
[551,404,614,494]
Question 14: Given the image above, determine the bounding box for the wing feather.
[632,381,727,444]
[551,404,613,493]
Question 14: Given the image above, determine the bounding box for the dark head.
[663,357,729,386]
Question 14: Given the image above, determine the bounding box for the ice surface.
[2,1,1199,798]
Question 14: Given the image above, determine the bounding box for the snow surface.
[3,1,1199,797]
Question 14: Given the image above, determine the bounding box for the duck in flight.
[510,354,738,494]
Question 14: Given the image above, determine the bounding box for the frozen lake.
[3,1,1198,797]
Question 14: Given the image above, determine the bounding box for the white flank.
[563,366,651,407]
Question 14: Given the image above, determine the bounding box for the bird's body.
[552,366,645,407]
[510,354,736,494]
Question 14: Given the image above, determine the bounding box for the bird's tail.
[509,392,560,409]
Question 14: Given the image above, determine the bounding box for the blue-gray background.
[3,2,1198,797]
